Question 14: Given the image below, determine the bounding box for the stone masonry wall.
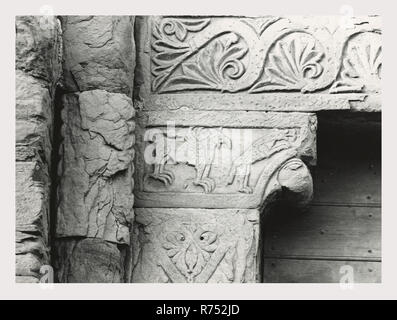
[15,16,62,282]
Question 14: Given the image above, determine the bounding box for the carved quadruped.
[134,111,316,209]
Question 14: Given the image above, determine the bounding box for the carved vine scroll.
[145,16,381,95]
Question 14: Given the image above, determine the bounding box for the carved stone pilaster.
[130,15,331,283]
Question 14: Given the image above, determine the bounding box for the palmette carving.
[152,31,249,92]
[143,126,306,194]
[131,209,258,283]
[331,31,381,93]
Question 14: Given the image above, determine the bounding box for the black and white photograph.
[2,0,396,307]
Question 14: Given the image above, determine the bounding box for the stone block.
[56,90,135,244]
[61,16,135,95]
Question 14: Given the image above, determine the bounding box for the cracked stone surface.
[55,238,127,283]
[15,16,62,283]
[131,208,259,283]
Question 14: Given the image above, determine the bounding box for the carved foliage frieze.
[146,16,381,95]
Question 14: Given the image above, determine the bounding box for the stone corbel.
[262,157,314,214]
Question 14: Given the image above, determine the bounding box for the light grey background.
[1,0,393,299]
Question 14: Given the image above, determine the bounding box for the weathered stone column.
[15,16,62,282]
[55,16,136,282]
[130,16,380,282]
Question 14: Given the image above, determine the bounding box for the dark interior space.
[262,112,381,283]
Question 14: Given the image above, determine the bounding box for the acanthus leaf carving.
[152,31,249,93]
[147,16,382,97]
[151,17,212,92]
[162,223,220,283]
[241,16,282,36]
[226,129,297,193]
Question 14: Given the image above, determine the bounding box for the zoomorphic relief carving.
[145,127,232,193]
[143,126,303,194]
[151,17,251,93]
[131,209,259,283]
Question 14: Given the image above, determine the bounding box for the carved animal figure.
[147,127,232,193]
[226,130,295,193]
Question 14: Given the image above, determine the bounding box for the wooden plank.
[263,206,381,259]
[262,258,381,283]
[312,160,381,205]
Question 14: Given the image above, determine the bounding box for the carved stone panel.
[131,208,259,283]
[134,111,316,208]
[57,90,135,244]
